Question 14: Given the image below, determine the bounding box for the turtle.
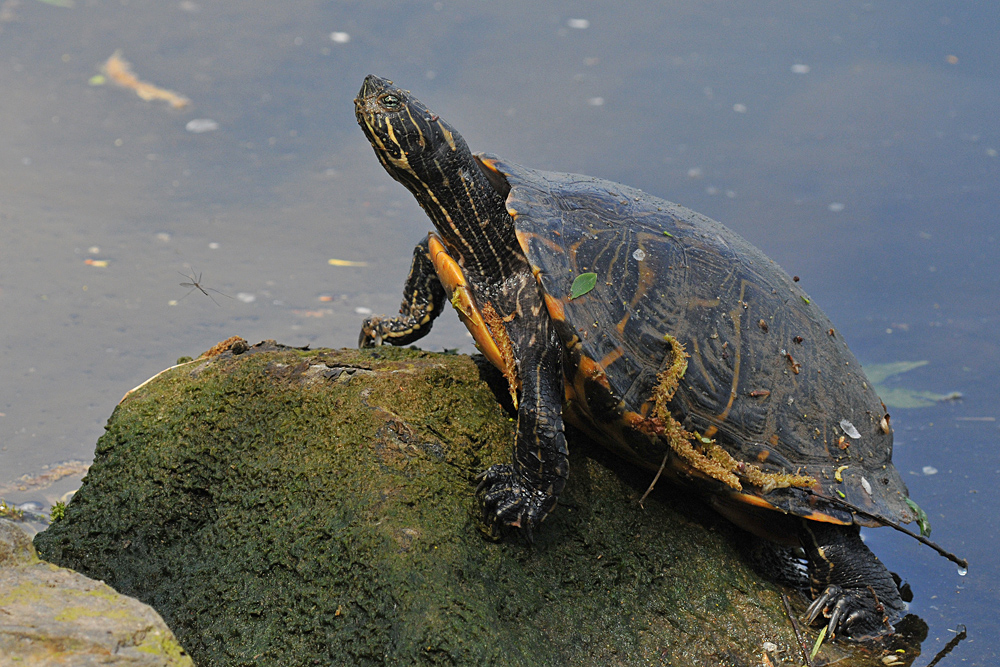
[354,74,917,640]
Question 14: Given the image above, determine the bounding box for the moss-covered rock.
[1,519,193,666]
[34,340,896,666]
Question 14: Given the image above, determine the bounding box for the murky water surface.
[1,1,996,663]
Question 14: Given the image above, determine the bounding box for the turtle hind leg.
[359,235,446,347]
[738,533,812,593]
[800,521,905,640]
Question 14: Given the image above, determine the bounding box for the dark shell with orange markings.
[476,153,914,530]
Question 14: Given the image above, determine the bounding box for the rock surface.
[0,519,193,666]
[33,340,902,666]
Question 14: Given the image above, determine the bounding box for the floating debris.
[828,202,845,212]
[791,63,810,74]
[328,258,369,267]
[864,360,963,409]
[354,306,373,315]
[567,18,590,29]
[186,118,219,133]
[632,248,646,261]
[84,258,109,267]
[102,50,190,109]
[0,460,90,494]
[922,465,938,476]
[330,31,351,43]
[839,419,862,439]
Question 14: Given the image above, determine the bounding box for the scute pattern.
[479,154,913,527]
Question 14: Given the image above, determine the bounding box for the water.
[1,1,997,663]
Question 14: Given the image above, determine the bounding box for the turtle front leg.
[477,319,568,537]
[800,521,905,640]
[359,235,447,347]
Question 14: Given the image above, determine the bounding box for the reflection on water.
[1,1,997,663]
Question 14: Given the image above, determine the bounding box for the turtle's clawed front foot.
[358,317,383,348]
[476,464,556,539]
[804,584,891,640]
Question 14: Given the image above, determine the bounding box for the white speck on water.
[923,465,939,475]
[330,31,351,43]
[861,476,872,495]
[87,246,100,254]
[828,202,846,212]
[632,248,646,261]
[587,97,605,106]
[733,103,747,113]
[186,118,219,133]
[567,18,590,29]
[355,306,373,315]
[839,419,862,439]
[236,293,256,304]
[791,63,811,74]
[208,242,220,250]
[987,148,998,157]
[687,167,703,179]
[155,233,171,243]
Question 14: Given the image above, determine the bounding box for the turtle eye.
[379,94,402,111]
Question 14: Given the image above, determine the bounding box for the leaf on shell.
[569,272,598,300]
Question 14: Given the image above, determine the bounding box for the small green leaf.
[570,272,598,300]
[810,626,827,659]
[88,74,106,86]
[662,231,674,237]
[801,295,811,304]
[905,498,932,537]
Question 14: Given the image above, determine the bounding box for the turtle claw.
[804,584,890,640]
[476,464,556,536]
[358,317,383,348]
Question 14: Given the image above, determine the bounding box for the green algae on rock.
[1,519,193,666]
[33,340,901,666]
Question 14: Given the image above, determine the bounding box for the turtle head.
[355,75,470,185]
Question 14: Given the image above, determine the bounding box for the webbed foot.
[804,584,892,640]
[476,464,557,539]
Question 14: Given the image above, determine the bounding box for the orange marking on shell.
[577,354,612,390]
[599,346,625,370]
[515,228,564,258]
[427,233,505,373]
[543,293,567,323]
